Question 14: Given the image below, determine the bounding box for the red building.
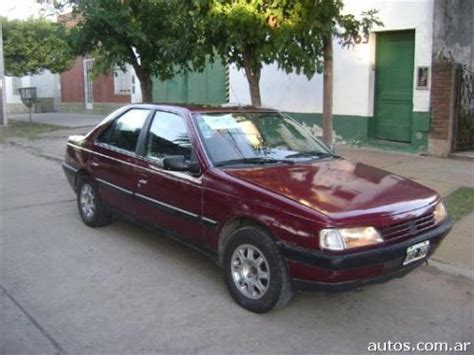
[58,13,140,114]
[60,57,139,114]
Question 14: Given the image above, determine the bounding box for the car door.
[133,110,203,244]
[92,108,151,214]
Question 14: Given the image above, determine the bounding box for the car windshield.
[193,112,333,167]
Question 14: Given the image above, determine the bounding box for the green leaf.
[2,17,74,76]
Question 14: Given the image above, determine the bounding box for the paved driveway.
[1,145,473,354]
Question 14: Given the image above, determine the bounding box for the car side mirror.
[163,155,200,174]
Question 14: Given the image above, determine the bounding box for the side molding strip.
[135,193,199,219]
[66,143,218,228]
[202,216,219,227]
[96,178,133,195]
[95,178,218,228]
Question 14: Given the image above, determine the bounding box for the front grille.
[379,212,436,243]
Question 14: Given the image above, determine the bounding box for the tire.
[223,226,293,313]
[77,175,111,228]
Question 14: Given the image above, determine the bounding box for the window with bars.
[114,68,132,95]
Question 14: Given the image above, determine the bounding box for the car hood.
[224,158,438,221]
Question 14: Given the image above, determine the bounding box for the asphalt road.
[8,112,103,128]
[1,145,473,355]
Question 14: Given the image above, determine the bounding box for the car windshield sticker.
[203,115,240,130]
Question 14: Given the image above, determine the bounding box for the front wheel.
[223,226,293,313]
[77,176,111,227]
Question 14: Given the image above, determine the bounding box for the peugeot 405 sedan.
[63,104,452,313]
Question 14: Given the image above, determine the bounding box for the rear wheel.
[77,176,111,227]
[223,226,293,313]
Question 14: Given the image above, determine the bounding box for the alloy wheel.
[231,244,270,300]
[80,183,96,219]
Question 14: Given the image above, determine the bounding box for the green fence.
[152,61,228,105]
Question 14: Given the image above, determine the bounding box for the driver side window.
[146,111,192,161]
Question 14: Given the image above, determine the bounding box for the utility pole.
[0,20,7,126]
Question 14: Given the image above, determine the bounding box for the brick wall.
[61,57,85,103]
[428,62,457,156]
[60,57,131,105]
[93,75,130,104]
[430,62,457,140]
[59,13,131,107]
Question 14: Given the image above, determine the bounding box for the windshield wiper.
[215,157,295,167]
[284,151,340,160]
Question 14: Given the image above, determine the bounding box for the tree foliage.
[289,1,382,49]
[288,0,382,144]
[67,0,211,102]
[2,17,74,77]
[207,0,311,106]
[207,0,381,106]
[46,0,381,113]
[277,1,382,76]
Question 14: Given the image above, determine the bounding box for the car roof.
[125,103,279,114]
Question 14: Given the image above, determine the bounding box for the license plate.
[403,240,430,265]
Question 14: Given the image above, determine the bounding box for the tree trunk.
[322,36,333,145]
[139,74,153,103]
[243,60,262,107]
[133,65,153,103]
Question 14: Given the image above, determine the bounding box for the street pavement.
[1,118,473,354]
[7,112,104,128]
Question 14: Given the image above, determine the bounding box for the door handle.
[91,158,99,167]
[137,172,149,188]
[137,175,148,188]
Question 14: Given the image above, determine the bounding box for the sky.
[0,0,58,20]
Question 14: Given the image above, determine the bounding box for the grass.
[445,187,474,223]
[0,120,66,143]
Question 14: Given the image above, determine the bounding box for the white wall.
[5,76,30,104]
[229,0,434,115]
[30,71,58,98]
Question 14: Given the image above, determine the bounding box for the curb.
[427,259,474,280]
[35,151,63,164]
[8,141,64,164]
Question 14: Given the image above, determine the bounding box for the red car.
[63,104,452,313]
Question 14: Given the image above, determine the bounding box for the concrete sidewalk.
[7,112,104,128]
[3,119,473,277]
[337,146,474,197]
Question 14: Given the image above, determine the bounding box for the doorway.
[83,59,94,110]
[374,30,415,142]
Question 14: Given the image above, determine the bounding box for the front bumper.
[279,218,453,291]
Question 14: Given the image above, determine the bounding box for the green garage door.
[374,31,415,142]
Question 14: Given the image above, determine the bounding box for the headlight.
[320,227,383,251]
[433,202,448,224]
